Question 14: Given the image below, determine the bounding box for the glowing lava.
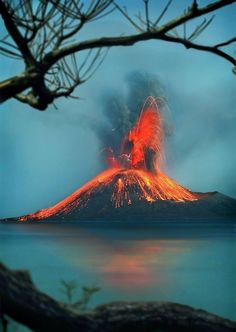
[19,97,203,222]
[107,97,164,173]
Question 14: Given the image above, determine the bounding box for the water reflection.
[0,222,235,320]
[44,226,196,290]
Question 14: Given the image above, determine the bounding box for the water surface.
[0,221,235,322]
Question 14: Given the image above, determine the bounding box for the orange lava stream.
[19,168,118,221]
[19,168,201,221]
[19,96,203,222]
[111,169,201,208]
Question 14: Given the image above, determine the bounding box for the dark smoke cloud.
[93,71,173,165]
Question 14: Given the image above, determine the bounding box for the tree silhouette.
[0,0,235,110]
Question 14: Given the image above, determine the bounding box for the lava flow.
[19,97,203,222]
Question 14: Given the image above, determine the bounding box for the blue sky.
[0,0,236,218]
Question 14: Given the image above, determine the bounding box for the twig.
[215,37,236,48]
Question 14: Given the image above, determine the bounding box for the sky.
[0,0,236,218]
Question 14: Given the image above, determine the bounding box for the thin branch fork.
[215,37,236,48]
[156,0,235,33]
[161,34,236,67]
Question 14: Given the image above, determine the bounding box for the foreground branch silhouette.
[0,0,235,110]
[0,263,235,332]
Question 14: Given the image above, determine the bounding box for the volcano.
[6,97,236,222]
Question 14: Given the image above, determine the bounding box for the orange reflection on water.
[26,225,192,291]
[102,242,162,288]
[60,233,188,290]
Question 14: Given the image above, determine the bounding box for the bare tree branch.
[0,0,235,111]
[153,0,173,27]
[31,0,236,68]
[0,0,35,66]
[140,0,235,33]
[215,37,236,48]
[160,34,236,68]
[188,15,215,41]
[112,1,143,32]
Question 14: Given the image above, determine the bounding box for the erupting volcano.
[6,97,236,222]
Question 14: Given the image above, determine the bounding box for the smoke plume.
[93,71,173,166]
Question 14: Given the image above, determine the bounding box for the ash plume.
[93,71,173,166]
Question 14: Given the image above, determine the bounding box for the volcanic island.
[4,97,236,223]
